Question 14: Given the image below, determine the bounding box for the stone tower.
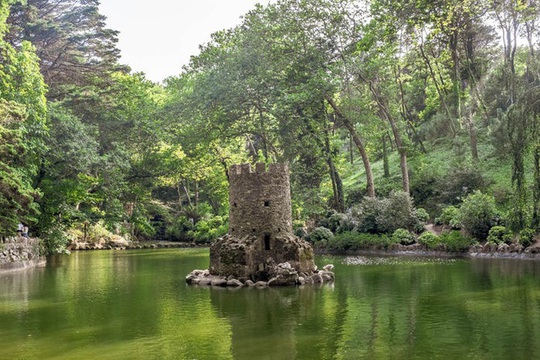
[228,163,292,244]
[209,163,316,282]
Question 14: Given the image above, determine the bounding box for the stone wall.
[228,163,293,239]
[203,162,329,285]
[209,233,315,281]
[0,237,45,272]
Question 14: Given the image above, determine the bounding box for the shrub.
[377,191,417,233]
[410,169,439,212]
[42,226,70,254]
[486,226,513,245]
[417,232,441,249]
[392,228,416,245]
[307,226,334,244]
[356,197,384,233]
[440,231,477,252]
[435,206,460,228]
[328,231,394,251]
[188,215,228,244]
[165,216,195,242]
[354,191,420,234]
[318,211,355,234]
[414,208,430,232]
[415,208,430,223]
[519,228,536,248]
[335,212,357,233]
[458,191,499,240]
[437,167,487,205]
[317,210,341,232]
[86,221,114,243]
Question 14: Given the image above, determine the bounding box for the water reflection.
[209,284,339,359]
[1,251,540,359]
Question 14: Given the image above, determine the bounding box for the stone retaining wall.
[69,241,200,251]
[0,237,46,272]
[318,242,540,259]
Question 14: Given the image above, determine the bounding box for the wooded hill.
[1,0,539,253]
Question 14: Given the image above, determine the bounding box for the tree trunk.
[176,183,183,208]
[183,180,192,207]
[418,41,454,134]
[382,134,390,178]
[450,32,462,120]
[533,143,540,230]
[298,105,346,210]
[468,112,479,162]
[194,180,199,207]
[364,78,410,194]
[325,129,345,211]
[325,95,375,197]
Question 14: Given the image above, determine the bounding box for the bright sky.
[99,1,274,83]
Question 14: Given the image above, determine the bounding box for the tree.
[0,0,47,234]
[7,0,124,99]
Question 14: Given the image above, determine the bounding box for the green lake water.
[1,249,540,359]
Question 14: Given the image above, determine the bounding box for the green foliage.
[8,0,124,98]
[414,208,430,232]
[458,191,500,240]
[519,228,536,248]
[164,216,195,242]
[486,226,513,245]
[440,231,477,253]
[354,191,421,234]
[378,191,418,233]
[392,228,416,245]
[187,214,228,244]
[307,226,334,244]
[435,205,461,228]
[317,210,354,233]
[355,197,385,233]
[327,231,394,251]
[415,208,430,223]
[2,0,540,247]
[130,208,156,239]
[84,221,115,243]
[41,226,70,255]
[0,4,47,235]
[417,232,441,249]
[438,168,488,205]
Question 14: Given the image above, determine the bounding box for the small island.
[186,163,334,287]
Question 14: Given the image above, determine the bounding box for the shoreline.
[4,240,540,274]
[71,241,540,261]
[0,237,45,274]
[0,258,47,273]
[316,244,540,260]
[68,241,203,251]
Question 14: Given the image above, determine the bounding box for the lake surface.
[1,249,540,359]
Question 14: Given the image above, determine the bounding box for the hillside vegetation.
[0,0,539,253]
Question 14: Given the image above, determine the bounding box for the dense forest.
[1,0,539,253]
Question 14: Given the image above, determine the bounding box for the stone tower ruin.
[228,163,292,245]
[209,163,316,282]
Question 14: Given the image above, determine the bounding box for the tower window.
[264,201,270,207]
[233,202,237,207]
[264,234,271,250]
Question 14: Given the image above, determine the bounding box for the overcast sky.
[99,1,274,82]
